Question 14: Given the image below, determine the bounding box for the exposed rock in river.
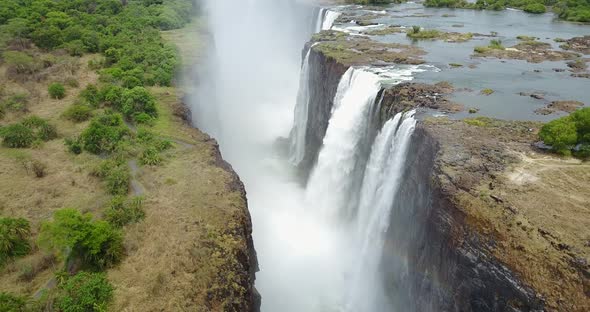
[473,41,580,63]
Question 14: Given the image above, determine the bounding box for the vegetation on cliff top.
[0,0,196,309]
[539,107,590,156]
[424,0,590,22]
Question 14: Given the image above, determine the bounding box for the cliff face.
[299,42,576,311]
[382,125,543,311]
[298,46,349,179]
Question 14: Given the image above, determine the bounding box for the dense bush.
[524,3,547,13]
[48,83,66,99]
[1,124,34,148]
[540,107,590,156]
[0,292,27,311]
[424,0,590,21]
[104,196,145,227]
[80,84,100,107]
[21,116,58,141]
[39,208,124,270]
[1,0,192,87]
[63,104,93,123]
[121,87,158,121]
[0,217,31,265]
[80,112,129,154]
[64,137,83,154]
[55,272,113,312]
[94,159,131,196]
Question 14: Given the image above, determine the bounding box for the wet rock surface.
[310,30,425,66]
[378,82,462,126]
[535,100,585,115]
[473,41,581,63]
[561,35,590,55]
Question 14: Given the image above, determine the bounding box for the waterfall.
[347,110,417,312]
[289,48,313,165]
[305,68,382,220]
[315,8,341,32]
[315,8,326,32]
[322,10,341,31]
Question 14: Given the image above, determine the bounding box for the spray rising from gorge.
[195,1,428,311]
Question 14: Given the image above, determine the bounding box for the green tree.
[539,117,578,155]
[524,3,547,13]
[55,272,113,312]
[121,87,158,120]
[39,209,124,270]
[80,112,129,154]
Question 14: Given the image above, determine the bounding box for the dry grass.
[108,90,250,311]
[429,118,590,311]
[0,53,108,296]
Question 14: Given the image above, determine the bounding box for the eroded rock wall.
[299,47,349,179]
[382,125,543,312]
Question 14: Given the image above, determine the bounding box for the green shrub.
[121,87,158,120]
[524,3,547,14]
[570,107,590,142]
[0,292,27,311]
[105,165,130,196]
[489,39,504,50]
[407,29,440,39]
[104,196,145,227]
[63,104,93,123]
[1,124,34,148]
[94,160,130,196]
[0,218,31,265]
[55,272,113,312]
[98,85,124,108]
[48,83,66,99]
[80,112,129,154]
[1,93,29,112]
[474,46,489,54]
[21,116,58,141]
[39,209,124,270]
[481,88,495,95]
[134,112,154,124]
[539,107,590,156]
[539,117,578,155]
[140,147,163,166]
[65,137,83,154]
[64,39,85,56]
[80,84,100,107]
[122,76,143,89]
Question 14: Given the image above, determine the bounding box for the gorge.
[194,1,589,311]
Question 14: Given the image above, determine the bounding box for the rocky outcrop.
[210,139,261,312]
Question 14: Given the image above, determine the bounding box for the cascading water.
[347,110,417,312]
[289,7,341,166]
[305,68,382,220]
[289,47,313,166]
[321,10,341,31]
[196,0,429,311]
